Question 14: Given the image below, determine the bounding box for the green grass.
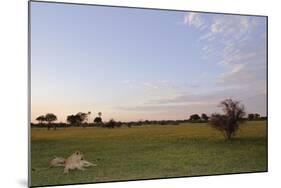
[30,121,267,187]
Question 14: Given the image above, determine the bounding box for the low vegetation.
[31,121,267,187]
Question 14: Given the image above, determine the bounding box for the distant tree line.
[247,113,267,121]
[32,103,267,133]
[32,113,266,130]
[30,98,268,142]
[187,112,266,123]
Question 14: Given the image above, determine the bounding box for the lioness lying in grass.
[49,151,97,174]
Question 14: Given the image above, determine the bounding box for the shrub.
[209,99,246,140]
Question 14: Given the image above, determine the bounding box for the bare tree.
[209,99,246,140]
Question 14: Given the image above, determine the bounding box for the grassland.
[30,121,267,187]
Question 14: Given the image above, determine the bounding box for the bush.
[105,119,117,128]
[209,99,246,140]
[189,114,201,122]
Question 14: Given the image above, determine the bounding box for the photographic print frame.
[28,1,268,187]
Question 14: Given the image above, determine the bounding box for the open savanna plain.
[30,121,267,187]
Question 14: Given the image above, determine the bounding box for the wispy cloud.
[183,13,266,90]
[117,85,267,116]
[147,86,255,105]
[117,103,220,119]
[142,82,159,89]
[183,12,206,30]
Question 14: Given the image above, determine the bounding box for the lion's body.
[48,151,97,174]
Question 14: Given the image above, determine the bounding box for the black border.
[28,0,268,187]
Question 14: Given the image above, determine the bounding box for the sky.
[30,2,267,122]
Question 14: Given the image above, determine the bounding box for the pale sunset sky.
[31,2,267,122]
